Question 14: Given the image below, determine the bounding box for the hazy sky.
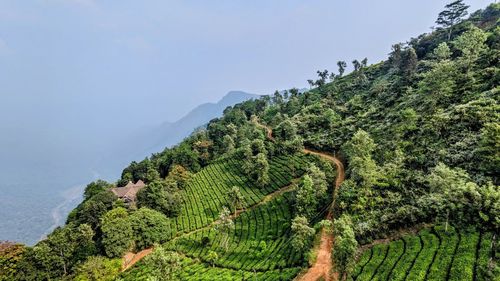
[0,0,492,131]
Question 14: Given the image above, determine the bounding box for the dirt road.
[298,149,344,281]
[255,121,345,281]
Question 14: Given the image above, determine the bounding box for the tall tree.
[168,164,191,189]
[27,223,95,278]
[306,164,328,200]
[453,25,488,72]
[295,175,317,220]
[290,216,315,254]
[101,208,133,258]
[227,186,244,215]
[137,180,183,217]
[130,208,171,250]
[222,135,235,155]
[272,90,284,105]
[254,153,270,188]
[436,0,470,40]
[144,245,182,281]
[418,45,457,107]
[83,180,112,201]
[389,44,403,70]
[477,122,500,175]
[402,47,418,79]
[337,61,347,77]
[0,242,26,280]
[214,207,234,251]
[333,215,358,280]
[74,256,121,281]
[434,42,452,60]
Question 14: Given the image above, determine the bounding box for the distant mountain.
[97,91,260,177]
[142,90,260,155]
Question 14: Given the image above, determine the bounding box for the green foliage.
[290,216,315,254]
[453,25,488,68]
[477,122,500,174]
[242,139,271,188]
[434,42,452,60]
[427,225,459,280]
[213,207,234,251]
[406,229,439,281]
[373,239,404,281]
[21,4,500,280]
[333,215,358,279]
[294,175,317,220]
[418,54,457,107]
[420,163,500,230]
[101,207,133,258]
[222,134,235,155]
[168,164,191,189]
[476,232,499,281]
[386,236,422,281]
[144,245,182,281]
[350,248,371,279]
[206,250,218,267]
[356,244,388,281]
[274,119,304,154]
[350,227,498,281]
[0,242,25,281]
[18,223,95,279]
[449,230,480,281]
[83,180,113,201]
[70,190,117,229]
[74,256,121,281]
[137,180,183,217]
[227,186,244,214]
[130,208,170,250]
[161,185,304,273]
[436,0,469,40]
[306,164,328,200]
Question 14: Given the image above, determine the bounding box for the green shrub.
[373,239,404,281]
[388,235,422,281]
[449,231,480,281]
[356,244,388,281]
[427,225,459,280]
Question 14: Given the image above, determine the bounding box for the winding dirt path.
[299,149,343,281]
[123,248,153,271]
[255,120,345,281]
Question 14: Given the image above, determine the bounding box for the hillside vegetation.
[1,1,499,281]
[350,226,498,281]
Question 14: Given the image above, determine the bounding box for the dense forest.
[1,1,499,280]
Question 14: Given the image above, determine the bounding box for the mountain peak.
[219,90,260,105]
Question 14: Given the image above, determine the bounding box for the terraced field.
[123,254,301,281]
[349,226,498,281]
[150,153,310,241]
[121,153,328,280]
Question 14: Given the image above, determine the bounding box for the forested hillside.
[1,2,499,281]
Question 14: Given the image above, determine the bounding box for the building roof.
[111,180,146,202]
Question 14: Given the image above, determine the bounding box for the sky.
[0,0,492,130]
